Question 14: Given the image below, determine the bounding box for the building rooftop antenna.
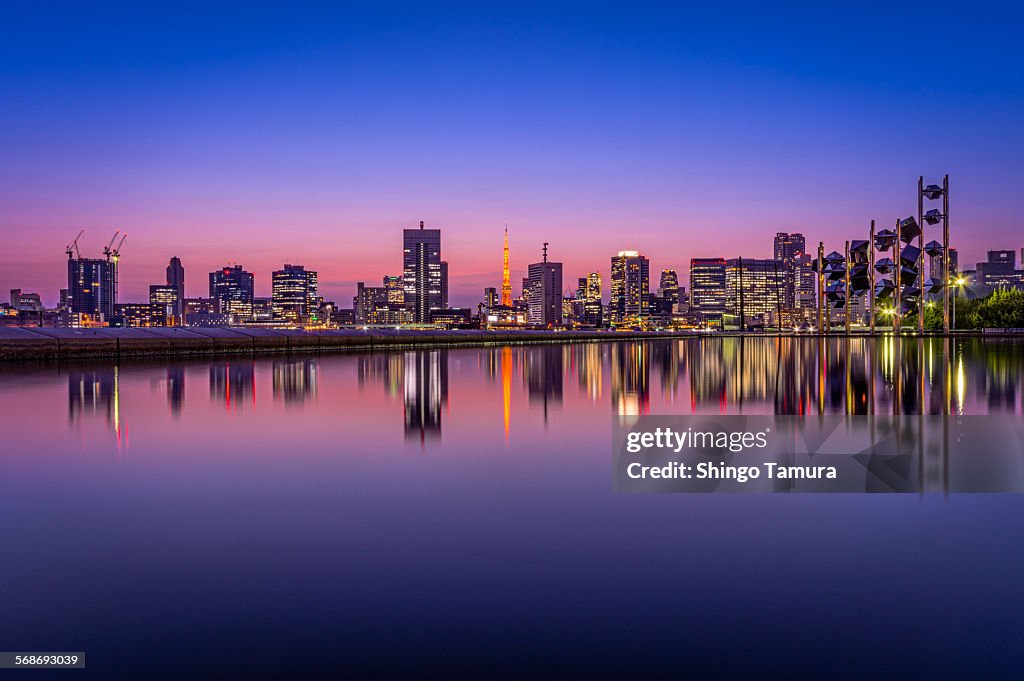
[543,242,549,263]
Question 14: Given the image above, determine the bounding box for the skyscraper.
[483,287,498,309]
[724,257,786,328]
[610,251,650,325]
[209,265,255,319]
[526,243,563,327]
[272,264,319,324]
[403,221,442,323]
[689,258,727,327]
[773,232,806,312]
[501,227,513,306]
[149,285,179,326]
[657,269,680,308]
[384,275,404,305]
[440,260,449,310]
[571,273,603,326]
[793,253,817,322]
[68,257,116,325]
[166,256,185,318]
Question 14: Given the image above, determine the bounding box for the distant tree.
[971,289,1024,329]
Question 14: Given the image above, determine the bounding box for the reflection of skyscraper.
[167,366,185,415]
[273,359,318,404]
[68,367,123,444]
[404,350,448,441]
[69,369,115,422]
[575,343,603,401]
[611,342,649,415]
[357,352,404,397]
[210,361,255,409]
[525,345,563,421]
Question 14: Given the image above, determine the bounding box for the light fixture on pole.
[919,176,950,333]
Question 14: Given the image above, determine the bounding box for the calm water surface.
[1,337,1023,679]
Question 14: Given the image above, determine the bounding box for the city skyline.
[3,4,1024,306]
[6,218,1022,310]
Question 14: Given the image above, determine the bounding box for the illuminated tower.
[501,226,513,306]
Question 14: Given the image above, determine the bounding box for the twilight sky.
[2,1,1023,307]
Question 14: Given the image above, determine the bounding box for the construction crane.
[110,235,126,264]
[66,229,85,260]
[103,230,121,261]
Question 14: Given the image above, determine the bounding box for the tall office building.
[610,251,650,325]
[526,244,563,327]
[689,258,728,327]
[977,250,1021,290]
[384,275,404,305]
[272,264,319,324]
[209,265,255,319]
[793,254,817,322]
[483,287,498,309]
[657,269,680,308]
[403,221,443,323]
[440,261,449,310]
[68,257,116,324]
[724,258,787,328]
[355,282,389,324]
[166,257,185,317]
[773,232,806,312]
[574,272,603,326]
[149,285,180,326]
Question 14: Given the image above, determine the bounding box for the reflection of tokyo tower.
[501,226,513,306]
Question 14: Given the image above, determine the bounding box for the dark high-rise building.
[209,265,255,320]
[440,260,449,310]
[793,253,817,321]
[403,221,442,323]
[526,244,563,327]
[773,232,806,312]
[610,251,650,325]
[572,273,603,326]
[657,269,680,309]
[166,257,185,317]
[68,257,116,324]
[272,264,319,324]
[689,258,727,327]
[483,287,498,309]
[977,250,1022,290]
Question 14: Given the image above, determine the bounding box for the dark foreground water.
[1,337,1023,679]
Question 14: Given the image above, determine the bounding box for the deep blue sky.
[2,1,1022,304]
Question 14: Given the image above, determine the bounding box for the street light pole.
[921,175,929,333]
[943,174,950,334]
[869,220,876,335]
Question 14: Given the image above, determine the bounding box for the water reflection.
[5,337,1020,449]
[273,359,317,405]
[403,350,448,442]
[210,361,255,410]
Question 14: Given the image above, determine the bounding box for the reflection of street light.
[951,276,966,329]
